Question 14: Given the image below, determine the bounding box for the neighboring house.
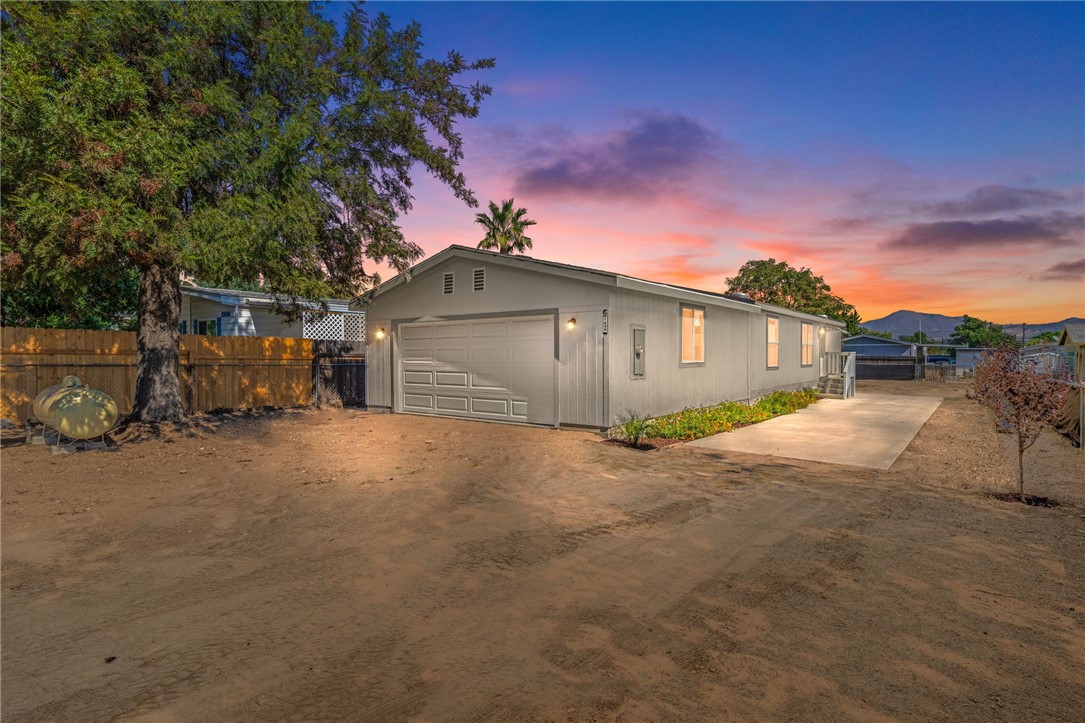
[358,245,845,428]
[180,285,365,341]
[842,334,919,357]
[1057,324,1084,449]
[954,347,989,376]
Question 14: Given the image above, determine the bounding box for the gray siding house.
[359,246,844,428]
[180,286,365,341]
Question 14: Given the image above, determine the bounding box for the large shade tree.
[949,315,1018,348]
[475,198,536,255]
[2,1,493,422]
[725,259,864,335]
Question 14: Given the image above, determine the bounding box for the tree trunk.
[132,261,185,422]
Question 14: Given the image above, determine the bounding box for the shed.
[359,246,845,428]
[180,285,365,341]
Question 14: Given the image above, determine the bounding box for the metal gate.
[312,341,366,407]
[856,356,919,381]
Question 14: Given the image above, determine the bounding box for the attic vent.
[443,272,454,294]
[473,267,485,292]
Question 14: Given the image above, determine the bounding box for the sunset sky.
[356,2,1084,324]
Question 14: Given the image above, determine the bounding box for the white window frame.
[767,317,779,369]
[801,323,814,367]
[680,305,705,365]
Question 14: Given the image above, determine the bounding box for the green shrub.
[612,409,656,446]
[653,388,818,441]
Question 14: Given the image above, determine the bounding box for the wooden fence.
[0,327,315,422]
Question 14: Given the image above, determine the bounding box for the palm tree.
[475,198,537,254]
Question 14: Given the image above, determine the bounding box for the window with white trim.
[195,319,218,336]
[767,317,779,368]
[801,323,814,366]
[681,306,705,364]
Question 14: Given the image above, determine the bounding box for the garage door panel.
[435,347,468,363]
[471,320,509,337]
[470,346,509,363]
[401,348,433,363]
[403,393,434,409]
[402,325,434,340]
[435,323,469,338]
[471,397,509,415]
[470,372,507,390]
[436,396,469,412]
[398,315,555,426]
[511,344,553,363]
[435,371,469,387]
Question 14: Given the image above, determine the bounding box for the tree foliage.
[1027,331,1060,346]
[725,259,862,335]
[949,315,1018,348]
[2,1,493,421]
[899,330,934,343]
[971,346,1071,500]
[857,328,893,339]
[475,198,536,255]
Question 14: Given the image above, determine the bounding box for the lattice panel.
[303,311,365,341]
[343,313,365,341]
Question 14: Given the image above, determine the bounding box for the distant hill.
[860,311,1084,341]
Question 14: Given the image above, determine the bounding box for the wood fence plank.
[1,327,328,417]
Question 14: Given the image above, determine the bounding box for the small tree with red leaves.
[971,345,1071,501]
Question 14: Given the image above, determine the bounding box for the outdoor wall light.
[566,318,577,330]
[375,327,386,340]
[819,327,825,336]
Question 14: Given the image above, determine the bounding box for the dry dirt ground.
[2,380,1083,722]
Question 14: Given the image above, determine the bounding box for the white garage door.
[397,315,556,426]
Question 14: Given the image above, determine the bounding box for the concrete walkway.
[687,393,942,470]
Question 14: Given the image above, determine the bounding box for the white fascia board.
[615,277,759,313]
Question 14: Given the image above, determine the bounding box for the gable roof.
[842,334,917,347]
[1060,323,1085,346]
[181,285,354,312]
[359,245,845,326]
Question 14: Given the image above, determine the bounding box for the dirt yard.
[2,381,1083,721]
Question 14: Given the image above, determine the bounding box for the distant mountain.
[860,310,1084,341]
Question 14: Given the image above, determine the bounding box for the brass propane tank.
[32,376,119,439]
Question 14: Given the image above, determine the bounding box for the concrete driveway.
[688,393,942,469]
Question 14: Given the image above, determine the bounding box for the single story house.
[180,285,365,341]
[842,334,920,358]
[357,245,845,428]
[954,347,988,376]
